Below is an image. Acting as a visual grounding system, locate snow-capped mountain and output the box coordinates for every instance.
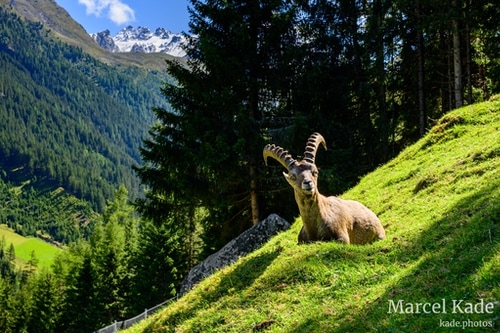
[90,26,187,58]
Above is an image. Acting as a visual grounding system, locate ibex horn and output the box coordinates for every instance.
[263,144,296,171]
[303,132,327,164]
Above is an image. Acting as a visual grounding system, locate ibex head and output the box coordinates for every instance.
[263,133,327,197]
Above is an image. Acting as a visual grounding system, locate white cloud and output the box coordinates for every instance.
[78,0,135,25]
[108,1,135,25]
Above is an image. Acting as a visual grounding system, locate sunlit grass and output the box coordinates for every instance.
[126,97,500,333]
[0,225,62,269]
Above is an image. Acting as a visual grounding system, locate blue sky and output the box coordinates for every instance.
[55,0,191,34]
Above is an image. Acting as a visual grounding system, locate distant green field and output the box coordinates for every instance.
[0,224,62,269]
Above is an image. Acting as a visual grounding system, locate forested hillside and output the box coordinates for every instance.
[0,8,169,211]
[0,4,185,331]
[0,185,179,333]
[0,177,97,243]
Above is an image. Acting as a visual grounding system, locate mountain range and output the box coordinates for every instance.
[91,26,187,58]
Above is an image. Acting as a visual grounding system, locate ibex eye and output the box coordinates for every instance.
[312,171,318,177]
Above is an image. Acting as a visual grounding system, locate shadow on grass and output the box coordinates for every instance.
[140,176,499,333]
[328,180,500,333]
[141,246,283,333]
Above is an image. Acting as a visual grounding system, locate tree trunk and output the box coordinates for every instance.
[249,163,260,225]
[247,1,261,226]
[452,0,463,108]
[447,33,453,111]
[374,0,389,159]
[416,3,426,136]
[464,4,472,104]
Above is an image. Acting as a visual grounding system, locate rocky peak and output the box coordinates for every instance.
[90,29,119,53]
[90,26,187,58]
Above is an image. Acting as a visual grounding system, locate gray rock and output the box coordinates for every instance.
[179,214,290,295]
[90,30,119,52]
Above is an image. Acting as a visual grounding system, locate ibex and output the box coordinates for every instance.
[263,133,386,244]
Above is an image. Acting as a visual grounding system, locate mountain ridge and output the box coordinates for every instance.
[91,26,187,58]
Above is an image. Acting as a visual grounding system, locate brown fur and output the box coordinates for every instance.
[264,133,386,244]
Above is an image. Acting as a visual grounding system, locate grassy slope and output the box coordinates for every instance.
[0,225,62,269]
[127,99,500,332]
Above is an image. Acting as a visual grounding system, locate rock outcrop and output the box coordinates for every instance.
[179,214,290,295]
[90,29,119,52]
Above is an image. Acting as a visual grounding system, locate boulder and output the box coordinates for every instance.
[179,214,290,295]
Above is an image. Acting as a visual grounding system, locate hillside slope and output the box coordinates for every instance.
[0,7,171,212]
[126,98,499,332]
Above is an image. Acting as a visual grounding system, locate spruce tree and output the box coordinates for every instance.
[135,0,300,255]
[27,269,64,333]
[131,220,181,312]
[59,244,98,333]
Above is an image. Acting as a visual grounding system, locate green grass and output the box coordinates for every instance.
[0,225,62,269]
[126,97,500,332]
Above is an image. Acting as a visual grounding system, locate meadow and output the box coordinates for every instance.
[0,224,62,269]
